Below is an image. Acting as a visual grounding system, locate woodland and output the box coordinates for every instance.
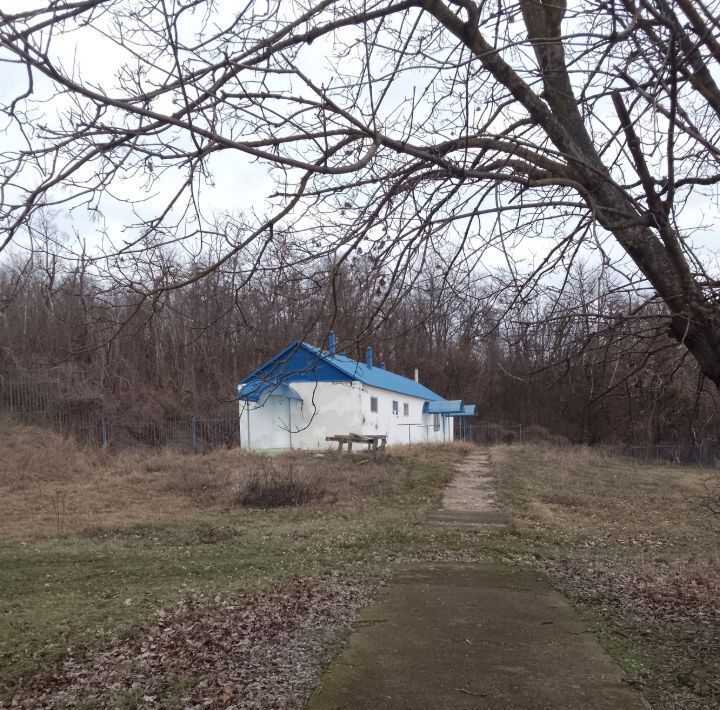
[1,239,717,445]
[2,0,720,445]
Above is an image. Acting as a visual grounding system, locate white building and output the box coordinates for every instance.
[237,336,476,450]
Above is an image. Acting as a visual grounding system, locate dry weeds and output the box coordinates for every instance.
[0,422,464,539]
[0,424,197,537]
[494,443,720,710]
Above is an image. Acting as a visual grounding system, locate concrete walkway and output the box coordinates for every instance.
[307,451,648,710]
[428,449,511,530]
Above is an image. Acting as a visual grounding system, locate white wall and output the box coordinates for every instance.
[239,380,453,450]
[287,381,365,449]
[240,381,364,450]
[357,384,453,446]
[239,395,299,450]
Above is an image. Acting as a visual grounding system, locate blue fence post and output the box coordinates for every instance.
[101,421,108,448]
[655,445,660,464]
[191,417,198,453]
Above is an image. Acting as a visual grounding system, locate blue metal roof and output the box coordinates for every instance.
[425,401,477,416]
[425,400,464,414]
[237,381,303,403]
[302,344,446,400]
[238,341,353,388]
[238,341,447,401]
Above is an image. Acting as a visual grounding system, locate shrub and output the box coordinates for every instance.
[236,460,324,508]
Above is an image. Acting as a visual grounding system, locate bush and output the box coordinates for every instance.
[236,460,324,508]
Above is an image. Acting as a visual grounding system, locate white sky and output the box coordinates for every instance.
[0,0,717,297]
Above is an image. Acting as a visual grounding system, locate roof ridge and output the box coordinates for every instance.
[240,341,452,402]
[303,342,444,400]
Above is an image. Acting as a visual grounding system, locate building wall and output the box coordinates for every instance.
[239,381,364,450]
[356,383,453,446]
[238,394,301,450]
[239,380,453,450]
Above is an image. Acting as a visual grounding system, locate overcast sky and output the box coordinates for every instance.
[0,0,717,292]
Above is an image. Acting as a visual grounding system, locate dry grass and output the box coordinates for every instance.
[494,443,712,554]
[0,422,466,539]
[494,443,720,710]
[0,424,198,538]
[0,422,468,698]
[386,440,475,458]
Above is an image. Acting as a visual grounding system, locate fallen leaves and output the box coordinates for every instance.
[544,559,720,624]
[5,577,373,709]
[541,559,720,708]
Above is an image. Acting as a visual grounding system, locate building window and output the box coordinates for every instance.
[433,413,441,431]
[392,400,399,415]
[370,396,378,413]
[403,403,409,417]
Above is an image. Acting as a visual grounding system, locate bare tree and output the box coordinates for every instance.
[4,237,720,445]
[1,0,719,381]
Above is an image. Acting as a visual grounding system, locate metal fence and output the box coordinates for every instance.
[455,421,526,445]
[0,376,238,452]
[615,443,720,468]
[454,421,720,468]
[127,417,240,452]
[0,377,54,416]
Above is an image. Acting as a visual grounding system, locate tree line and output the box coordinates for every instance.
[1,241,718,446]
[2,0,719,393]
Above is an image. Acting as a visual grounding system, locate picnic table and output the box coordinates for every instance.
[326,433,387,456]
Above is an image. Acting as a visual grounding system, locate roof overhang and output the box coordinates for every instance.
[453,404,477,417]
[423,401,477,416]
[237,380,303,404]
[424,399,463,414]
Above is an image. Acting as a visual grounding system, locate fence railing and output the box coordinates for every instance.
[455,421,526,445]
[454,422,720,468]
[0,376,238,452]
[614,443,720,468]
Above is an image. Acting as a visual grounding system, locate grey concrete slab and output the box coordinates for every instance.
[431,451,509,531]
[307,563,648,710]
[308,452,648,710]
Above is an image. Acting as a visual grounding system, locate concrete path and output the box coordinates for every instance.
[428,449,511,530]
[307,451,649,710]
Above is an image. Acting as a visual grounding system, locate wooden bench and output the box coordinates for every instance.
[326,433,387,457]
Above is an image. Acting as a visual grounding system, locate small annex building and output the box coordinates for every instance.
[236,335,476,450]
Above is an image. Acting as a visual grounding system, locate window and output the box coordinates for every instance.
[370,396,378,413]
[392,400,399,415]
[433,413,441,432]
[403,403,409,417]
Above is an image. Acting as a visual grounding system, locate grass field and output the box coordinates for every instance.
[494,444,720,710]
[2,423,718,709]
[0,423,477,707]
